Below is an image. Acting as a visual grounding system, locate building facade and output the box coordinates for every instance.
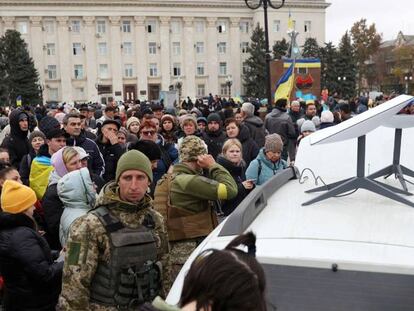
[0,0,329,103]
[365,31,414,95]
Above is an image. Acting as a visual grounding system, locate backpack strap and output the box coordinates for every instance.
[93,206,125,233]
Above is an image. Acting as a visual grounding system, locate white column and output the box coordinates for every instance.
[109,16,123,99]
[159,16,171,91]
[230,17,241,97]
[29,17,45,83]
[83,16,98,102]
[134,16,148,98]
[0,17,4,36]
[206,17,218,95]
[56,16,72,101]
[2,16,15,32]
[183,17,196,99]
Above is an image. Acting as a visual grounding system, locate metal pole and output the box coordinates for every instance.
[263,0,273,112]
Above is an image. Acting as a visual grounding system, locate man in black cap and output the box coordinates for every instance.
[28,116,66,199]
[151,103,164,120]
[203,113,226,159]
[95,119,124,182]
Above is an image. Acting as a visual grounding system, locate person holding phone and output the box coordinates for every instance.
[217,139,254,216]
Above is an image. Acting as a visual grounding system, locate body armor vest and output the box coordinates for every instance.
[89,207,161,310]
[153,173,218,242]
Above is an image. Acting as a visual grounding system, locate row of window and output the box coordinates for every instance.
[46,62,230,80]
[272,20,312,33]
[46,82,230,101]
[27,19,251,35]
[15,18,312,36]
[44,41,250,57]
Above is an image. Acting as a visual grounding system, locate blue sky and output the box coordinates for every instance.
[326,0,414,45]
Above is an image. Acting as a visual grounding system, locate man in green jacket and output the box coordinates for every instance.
[155,135,237,291]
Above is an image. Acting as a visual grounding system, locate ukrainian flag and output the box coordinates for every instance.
[287,13,294,30]
[274,63,295,102]
[16,95,22,107]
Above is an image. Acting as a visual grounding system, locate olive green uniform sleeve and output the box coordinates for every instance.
[172,163,237,204]
[59,214,105,311]
[208,163,238,200]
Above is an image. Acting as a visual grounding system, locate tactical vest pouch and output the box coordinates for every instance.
[154,173,217,242]
[90,207,161,309]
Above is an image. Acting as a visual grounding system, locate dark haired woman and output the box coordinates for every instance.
[225,118,259,167]
[160,114,178,144]
[140,232,267,311]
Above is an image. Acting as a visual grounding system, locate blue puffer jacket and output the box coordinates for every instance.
[246,148,288,185]
[57,168,96,247]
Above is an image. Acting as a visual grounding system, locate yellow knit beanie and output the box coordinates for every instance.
[1,180,37,214]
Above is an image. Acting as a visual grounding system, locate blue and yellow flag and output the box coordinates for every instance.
[274,63,295,102]
[16,95,22,107]
[287,11,294,30]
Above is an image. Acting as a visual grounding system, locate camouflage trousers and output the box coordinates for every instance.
[163,240,198,294]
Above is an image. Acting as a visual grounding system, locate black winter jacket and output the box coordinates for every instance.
[236,124,259,167]
[203,129,226,160]
[42,174,63,251]
[0,212,63,311]
[19,149,36,186]
[65,132,105,176]
[242,116,266,148]
[96,135,124,183]
[1,109,30,169]
[216,156,251,216]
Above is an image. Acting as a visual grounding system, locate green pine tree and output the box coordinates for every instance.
[320,42,339,96]
[243,24,266,98]
[272,38,289,60]
[335,31,357,99]
[0,30,40,107]
[302,38,320,58]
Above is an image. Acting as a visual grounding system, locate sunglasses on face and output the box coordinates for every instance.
[142,130,156,136]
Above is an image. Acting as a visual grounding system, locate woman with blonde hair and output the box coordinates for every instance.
[42,147,82,250]
[216,139,254,216]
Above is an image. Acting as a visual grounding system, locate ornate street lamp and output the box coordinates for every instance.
[225,75,233,98]
[245,0,285,112]
[38,83,44,105]
[404,74,412,94]
[337,76,346,97]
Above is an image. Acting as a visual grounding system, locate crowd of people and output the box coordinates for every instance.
[0,92,412,310]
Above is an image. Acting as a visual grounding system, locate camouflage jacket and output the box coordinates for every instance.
[59,181,169,311]
[170,163,238,213]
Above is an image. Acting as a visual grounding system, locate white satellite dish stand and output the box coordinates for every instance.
[303,95,414,207]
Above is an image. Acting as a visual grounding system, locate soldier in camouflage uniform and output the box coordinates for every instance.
[154,135,237,291]
[59,150,169,310]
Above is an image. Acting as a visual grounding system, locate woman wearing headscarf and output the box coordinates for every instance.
[42,147,82,250]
